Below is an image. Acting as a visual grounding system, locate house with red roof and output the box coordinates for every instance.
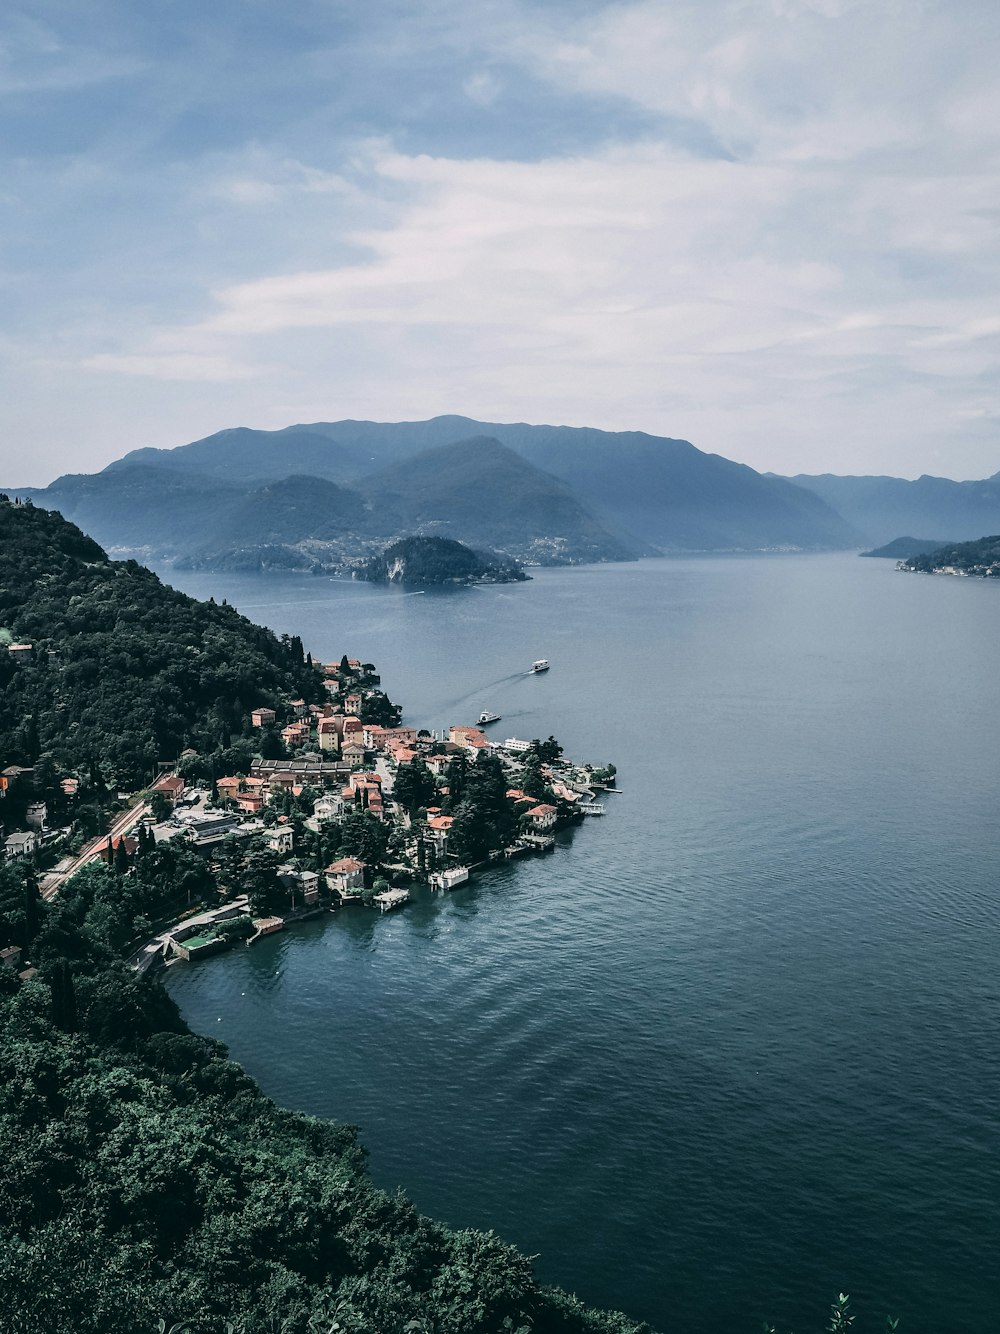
[526,803,558,831]
[324,856,366,899]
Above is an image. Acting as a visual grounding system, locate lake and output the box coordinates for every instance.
[160,555,1000,1333]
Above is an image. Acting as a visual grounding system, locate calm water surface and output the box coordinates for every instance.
[161,556,1000,1333]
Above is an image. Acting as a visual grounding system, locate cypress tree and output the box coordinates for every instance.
[23,872,41,949]
[50,959,78,1032]
[114,838,130,875]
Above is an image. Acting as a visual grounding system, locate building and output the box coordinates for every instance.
[526,803,558,831]
[7,643,34,663]
[96,835,139,865]
[311,794,345,823]
[25,802,47,830]
[425,814,454,855]
[0,945,24,971]
[318,718,340,752]
[342,717,365,749]
[278,867,322,905]
[502,737,533,753]
[267,827,294,854]
[428,866,469,891]
[251,758,349,785]
[176,812,241,847]
[251,707,276,728]
[449,725,491,756]
[373,887,410,912]
[324,857,366,899]
[384,727,418,747]
[151,773,185,804]
[4,830,38,860]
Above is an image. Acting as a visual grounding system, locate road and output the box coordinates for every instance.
[40,799,151,901]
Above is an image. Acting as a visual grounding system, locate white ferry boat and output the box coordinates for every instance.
[478,710,502,725]
[529,659,550,673]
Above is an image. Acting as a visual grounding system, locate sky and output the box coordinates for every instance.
[2,0,1000,486]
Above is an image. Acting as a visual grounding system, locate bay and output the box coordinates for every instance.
[160,555,1000,1333]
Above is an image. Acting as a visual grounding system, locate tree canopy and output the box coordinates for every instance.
[0,497,322,788]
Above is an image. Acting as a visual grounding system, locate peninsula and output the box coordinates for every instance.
[0,496,637,1334]
[897,534,1000,577]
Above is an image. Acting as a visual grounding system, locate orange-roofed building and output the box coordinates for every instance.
[152,774,184,803]
[526,804,558,831]
[324,857,366,897]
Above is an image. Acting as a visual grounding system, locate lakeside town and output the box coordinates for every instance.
[2,648,616,982]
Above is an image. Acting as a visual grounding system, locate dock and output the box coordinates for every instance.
[373,888,410,912]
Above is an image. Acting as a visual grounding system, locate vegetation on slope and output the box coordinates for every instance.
[358,436,635,564]
[859,536,956,559]
[900,534,1000,575]
[0,496,322,789]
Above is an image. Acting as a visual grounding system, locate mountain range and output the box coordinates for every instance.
[785,470,1000,545]
[7,416,998,568]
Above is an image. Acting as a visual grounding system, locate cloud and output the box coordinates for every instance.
[5,0,1000,481]
[82,352,255,382]
[462,70,503,106]
[78,104,1000,478]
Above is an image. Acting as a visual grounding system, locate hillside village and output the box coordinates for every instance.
[3,647,614,976]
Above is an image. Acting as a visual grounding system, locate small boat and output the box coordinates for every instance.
[478,710,502,725]
[529,659,550,674]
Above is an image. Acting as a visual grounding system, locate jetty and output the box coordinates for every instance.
[248,916,285,944]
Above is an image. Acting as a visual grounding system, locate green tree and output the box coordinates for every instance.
[23,871,42,951]
[149,791,172,822]
[48,957,78,1032]
[258,727,286,761]
[113,839,131,876]
[394,759,437,814]
[339,811,388,868]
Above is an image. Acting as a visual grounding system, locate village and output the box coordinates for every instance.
[2,650,615,979]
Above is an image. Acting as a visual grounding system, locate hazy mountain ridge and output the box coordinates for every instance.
[105,424,372,484]
[355,435,636,564]
[220,416,860,551]
[7,465,245,558]
[860,536,957,559]
[8,415,868,563]
[788,470,1000,546]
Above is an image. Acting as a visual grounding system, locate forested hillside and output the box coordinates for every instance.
[0,497,321,788]
[900,534,1000,575]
